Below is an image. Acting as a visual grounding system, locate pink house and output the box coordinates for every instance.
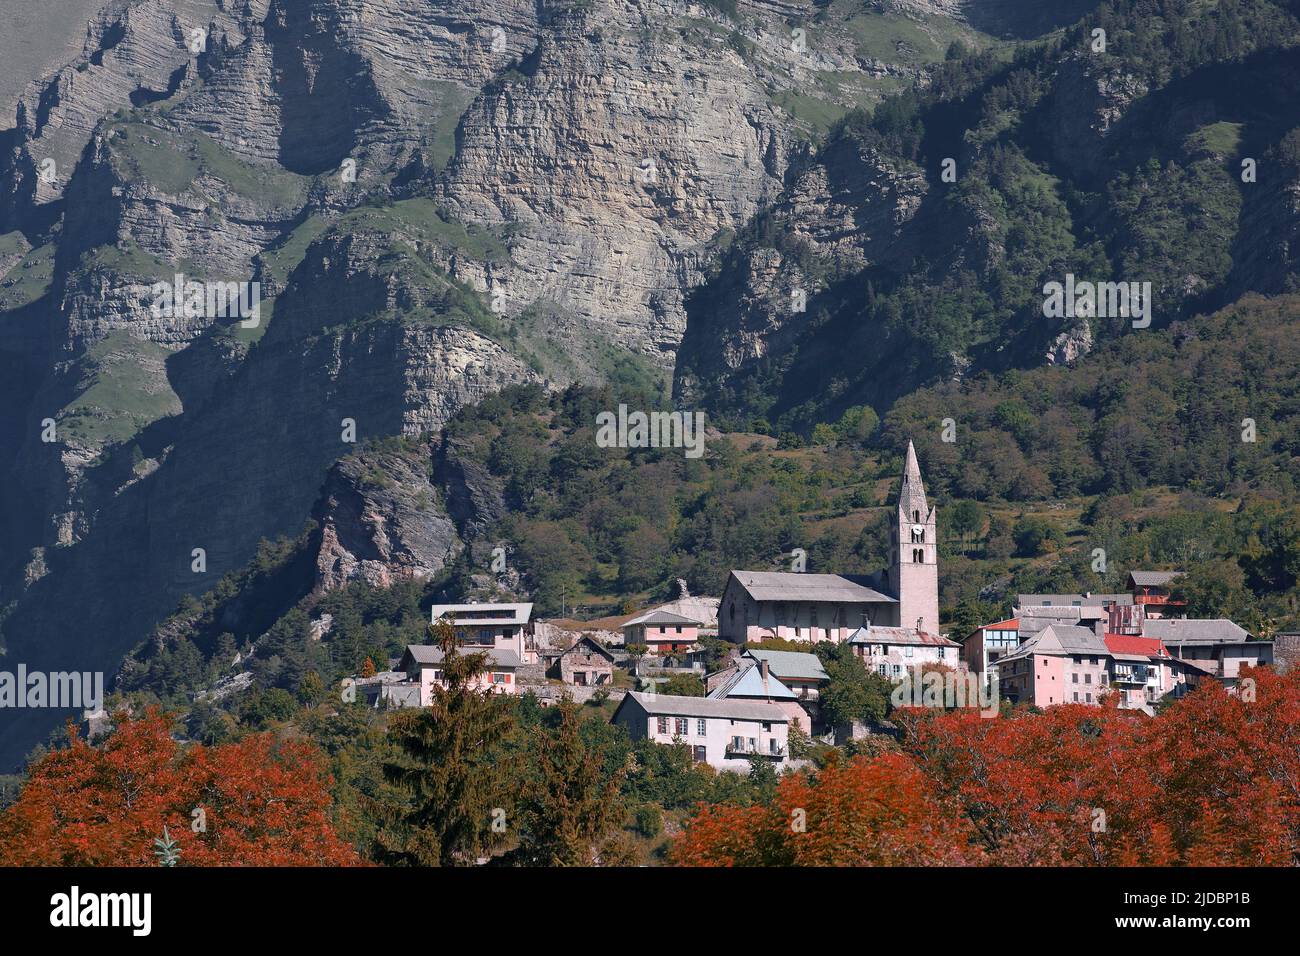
[398,644,521,702]
[995,625,1192,711]
[622,608,701,653]
[995,625,1110,707]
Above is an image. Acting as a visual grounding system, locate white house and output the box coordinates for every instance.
[611,691,790,771]
[847,624,961,679]
[1143,619,1273,687]
[429,602,537,664]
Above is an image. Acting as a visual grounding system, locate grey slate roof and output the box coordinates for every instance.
[557,635,615,661]
[623,608,702,627]
[707,662,797,701]
[1143,619,1249,645]
[742,649,829,682]
[618,691,789,722]
[1128,571,1184,587]
[998,625,1109,664]
[728,570,896,604]
[1018,593,1133,607]
[847,625,959,647]
[401,645,522,668]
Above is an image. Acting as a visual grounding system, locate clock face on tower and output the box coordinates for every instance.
[911,524,925,537]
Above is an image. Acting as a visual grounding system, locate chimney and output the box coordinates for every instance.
[1094,620,1106,638]
[760,659,770,698]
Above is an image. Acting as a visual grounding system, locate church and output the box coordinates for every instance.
[718,441,942,644]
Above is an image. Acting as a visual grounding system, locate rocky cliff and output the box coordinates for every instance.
[1,0,1028,765]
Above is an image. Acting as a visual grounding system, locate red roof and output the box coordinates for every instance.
[1104,634,1169,658]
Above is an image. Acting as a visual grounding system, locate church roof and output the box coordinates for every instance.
[727,571,896,604]
[898,440,931,516]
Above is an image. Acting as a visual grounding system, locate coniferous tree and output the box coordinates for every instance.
[373,620,518,866]
[512,697,629,866]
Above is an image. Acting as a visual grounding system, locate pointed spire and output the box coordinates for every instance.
[898,439,929,519]
[903,440,923,487]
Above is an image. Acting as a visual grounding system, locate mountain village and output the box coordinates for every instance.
[349,441,1284,772]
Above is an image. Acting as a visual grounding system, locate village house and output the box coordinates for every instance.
[741,648,829,703]
[959,617,1021,682]
[718,442,942,644]
[995,625,1113,708]
[611,691,791,771]
[1143,618,1272,688]
[705,657,811,733]
[546,635,615,687]
[1018,592,1134,609]
[848,624,960,679]
[1127,570,1187,619]
[1103,633,1184,708]
[398,644,522,702]
[621,608,701,653]
[429,602,537,664]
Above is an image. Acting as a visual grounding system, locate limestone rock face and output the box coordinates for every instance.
[0,0,252,226]
[0,0,1028,766]
[675,135,929,403]
[312,445,459,593]
[438,1,791,359]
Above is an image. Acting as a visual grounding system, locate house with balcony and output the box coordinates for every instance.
[847,624,960,679]
[1126,571,1186,619]
[429,602,537,664]
[610,691,790,771]
[1103,633,1181,710]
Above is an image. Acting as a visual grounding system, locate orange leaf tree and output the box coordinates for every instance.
[669,753,982,866]
[0,708,360,866]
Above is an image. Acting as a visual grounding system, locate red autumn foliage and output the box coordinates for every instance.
[673,667,1300,866]
[669,752,982,866]
[0,708,361,866]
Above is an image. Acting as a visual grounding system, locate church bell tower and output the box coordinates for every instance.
[890,440,939,635]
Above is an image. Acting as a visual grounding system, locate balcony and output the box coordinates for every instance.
[1135,594,1186,607]
[726,741,787,759]
[1110,667,1149,686]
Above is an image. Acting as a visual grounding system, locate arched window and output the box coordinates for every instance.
[913,548,923,563]
[913,510,920,523]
